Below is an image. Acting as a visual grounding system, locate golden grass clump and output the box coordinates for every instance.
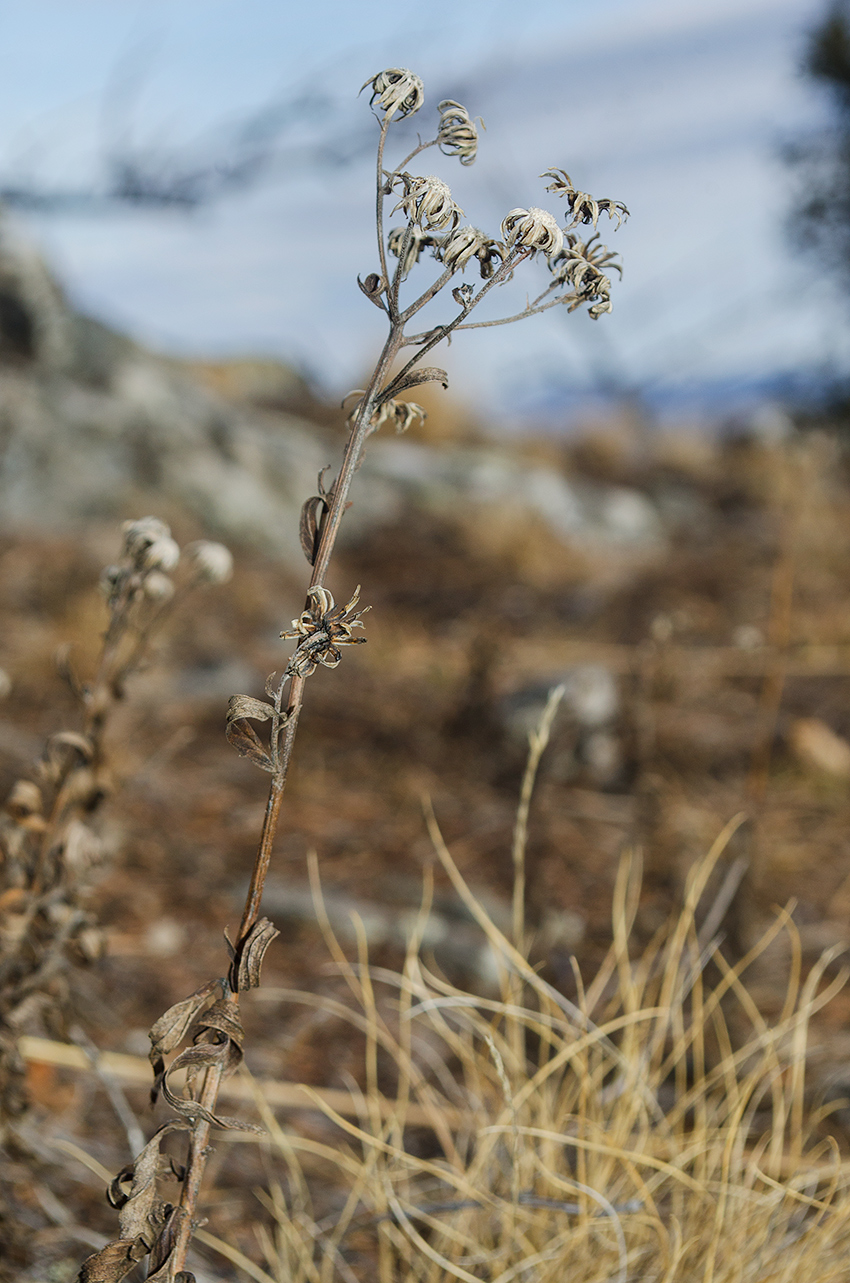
[201,705,850,1283]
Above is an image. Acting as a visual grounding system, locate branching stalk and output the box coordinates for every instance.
[78,65,626,1283]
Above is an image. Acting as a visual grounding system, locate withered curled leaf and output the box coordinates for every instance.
[299,494,328,565]
[225,916,280,992]
[225,694,279,773]
[47,730,94,760]
[227,695,276,723]
[77,1121,189,1283]
[379,366,449,404]
[78,1238,147,1282]
[357,272,387,308]
[148,977,220,1088]
[152,991,262,1132]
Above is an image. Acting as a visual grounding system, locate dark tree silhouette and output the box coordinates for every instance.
[789,1,850,289]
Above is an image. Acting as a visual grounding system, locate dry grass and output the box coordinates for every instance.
[196,725,850,1283]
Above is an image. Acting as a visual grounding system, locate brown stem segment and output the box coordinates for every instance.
[156,1063,224,1279]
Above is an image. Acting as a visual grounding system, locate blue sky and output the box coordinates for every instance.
[0,0,841,425]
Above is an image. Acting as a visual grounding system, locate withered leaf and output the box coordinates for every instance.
[147,1260,195,1283]
[78,1122,188,1283]
[227,695,275,723]
[299,494,328,565]
[77,1237,147,1282]
[356,268,387,302]
[225,695,278,772]
[149,978,221,1089]
[47,730,94,760]
[226,916,280,992]
[151,990,263,1132]
[380,366,449,404]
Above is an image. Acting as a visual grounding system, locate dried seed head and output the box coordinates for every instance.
[372,399,426,434]
[362,68,424,120]
[501,207,563,256]
[142,571,175,601]
[437,225,499,274]
[436,99,480,166]
[281,585,369,678]
[542,168,629,229]
[141,536,180,572]
[393,174,463,232]
[121,516,171,565]
[388,225,437,279]
[549,233,620,319]
[185,540,234,584]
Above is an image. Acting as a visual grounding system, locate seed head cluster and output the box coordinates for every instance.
[542,168,629,229]
[281,586,370,678]
[501,207,564,256]
[436,99,480,166]
[363,68,425,120]
[393,174,463,232]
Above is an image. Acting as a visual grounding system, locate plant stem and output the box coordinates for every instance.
[158,1063,224,1279]
[167,317,407,1283]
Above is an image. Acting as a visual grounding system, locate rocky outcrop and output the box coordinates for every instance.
[0,221,664,563]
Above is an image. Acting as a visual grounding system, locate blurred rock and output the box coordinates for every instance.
[788,717,850,780]
[0,223,665,564]
[360,440,664,549]
[499,665,622,786]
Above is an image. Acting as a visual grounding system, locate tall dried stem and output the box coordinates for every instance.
[79,66,627,1282]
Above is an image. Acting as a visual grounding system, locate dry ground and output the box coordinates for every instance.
[6,422,850,1278]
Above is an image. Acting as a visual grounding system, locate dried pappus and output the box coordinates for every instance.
[185,540,234,584]
[142,571,175,601]
[372,399,426,434]
[388,225,436,279]
[121,516,171,565]
[549,233,619,317]
[542,167,629,229]
[436,99,480,165]
[551,232,622,284]
[141,535,180,573]
[281,585,370,678]
[362,68,424,119]
[393,174,462,232]
[501,207,563,256]
[438,225,502,277]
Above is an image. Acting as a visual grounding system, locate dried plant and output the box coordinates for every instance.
[188,695,850,1283]
[0,521,231,1135]
[78,69,626,1282]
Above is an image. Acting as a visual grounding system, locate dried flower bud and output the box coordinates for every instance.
[501,207,563,256]
[281,584,369,678]
[141,536,180,572]
[438,225,492,273]
[143,571,175,601]
[548,233,619,319]
[549,233,622,289]
[122,516,171,565]
[184,540,234,584]
[542,168,629,230]
[388,225,436,279]
[393,174,462,232]
[436,99,480,166]
[588,297,613,320]
[362,68,424,120]
[371,399,426,435]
